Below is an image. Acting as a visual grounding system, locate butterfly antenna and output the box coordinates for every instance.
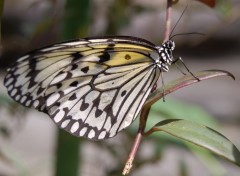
[169,5,189,39]
[170,32,205,40]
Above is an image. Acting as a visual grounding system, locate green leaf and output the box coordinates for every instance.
[215,0,233,17]
[147,119,240,167]
[61,0,90,39]
[188,144,228,176]
[150,99,219,129]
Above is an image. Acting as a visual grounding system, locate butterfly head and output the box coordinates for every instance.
[167,40,175,51]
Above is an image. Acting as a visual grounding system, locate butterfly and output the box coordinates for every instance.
[4,36,176,140]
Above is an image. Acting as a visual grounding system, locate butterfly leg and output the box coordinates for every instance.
[174,62,187,75]
[151,71,166,102]
[173,57,200,81]
[160,70,166,102]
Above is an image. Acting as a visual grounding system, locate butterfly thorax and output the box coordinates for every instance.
[155,40,175,72]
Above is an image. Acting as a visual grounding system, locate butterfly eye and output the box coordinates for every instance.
[170,40,175,50]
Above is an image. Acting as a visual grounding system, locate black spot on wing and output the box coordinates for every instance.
[28,79,37,89]
[37,86,45,95]
[66,72,73,79]
[69,81,78,87]
[71,52,83,62]
[121,90,127,97]
[125,54,131,60]
[56,83,62,89]
[71,64,78,70]
[99,53,110,63]
[55,102,61,107]
[80,101,89,111]
[104,40,115,51]
[95,109,103,117]
[81,66,89,73]
[69,93,77,101]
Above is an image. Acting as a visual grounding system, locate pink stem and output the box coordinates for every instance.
[122,132,142,175]
[164,0,173,42]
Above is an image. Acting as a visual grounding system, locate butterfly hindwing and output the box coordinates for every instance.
[4,36,161,140]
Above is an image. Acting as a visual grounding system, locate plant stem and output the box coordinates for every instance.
[164,0,173,42]
[55,131,80,176]
[122,103,152,175]
[139,104,151,131]
[0,0,4,56]
[122,132,142,175]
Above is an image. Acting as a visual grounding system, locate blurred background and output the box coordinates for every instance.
[0,0,240,176]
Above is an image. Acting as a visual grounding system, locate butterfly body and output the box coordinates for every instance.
[4,36,175,140]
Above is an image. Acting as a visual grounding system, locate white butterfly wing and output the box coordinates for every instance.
[4,36,160,140]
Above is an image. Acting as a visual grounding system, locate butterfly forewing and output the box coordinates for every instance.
[4,36,160,140]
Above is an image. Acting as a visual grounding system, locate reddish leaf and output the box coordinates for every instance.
[145,70,235,107]
[195,0,216,7]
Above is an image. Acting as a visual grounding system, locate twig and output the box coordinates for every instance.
[139,104,151,131]
[122,132,142,175]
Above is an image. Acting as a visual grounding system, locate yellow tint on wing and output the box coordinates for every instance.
[105,51,152,66]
